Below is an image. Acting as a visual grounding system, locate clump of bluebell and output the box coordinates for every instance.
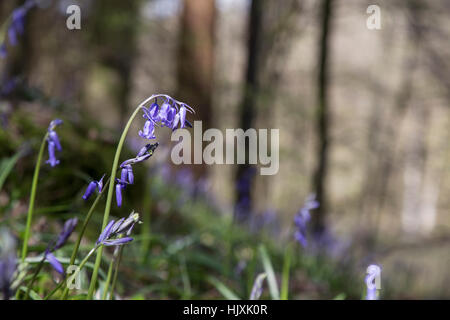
[0,0,36,58]
[293,194,319,248]
[138,95,195,140]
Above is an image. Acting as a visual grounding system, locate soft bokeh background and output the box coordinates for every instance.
[1,0,449,299]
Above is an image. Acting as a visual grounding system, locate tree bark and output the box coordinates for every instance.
[176,0,216,178]
[234,0,264,222]
[311,0,335,234]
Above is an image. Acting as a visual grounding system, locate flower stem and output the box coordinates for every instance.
[101,254,115,300]
[280,244,292,300]
[60,179,110,300]
[44,279,65,300]
[108,247,123,300]
[21,133,48,262]
[24,256,45,300]
[86,98,153,299]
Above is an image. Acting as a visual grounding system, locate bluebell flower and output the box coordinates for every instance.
[45,119,63,167]
[114,143,159,207]
[0,228,17,300]
[139,95,194,138]
[44,218,78,274]
[138,119,156,139]
[115,180,126,207]
[82,174,105,201]
[293,194,319,248]
[0,0,36,59]
[96,212,140,247]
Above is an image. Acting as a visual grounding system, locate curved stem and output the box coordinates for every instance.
[44,279,65,300]
[108,247,123,300]
[87,100,149,299]
[21,133,48,262]
[24,256,45,300]
[60,178,110,300]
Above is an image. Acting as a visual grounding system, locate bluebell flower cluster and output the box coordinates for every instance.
[293,194,319,248]
[82,175,105,201]
[44,218,78,274]
[139,95,194,140]
[0,0,36,59]
[96,212,140,247]
[115,143,159,207]
[46,119,63,167]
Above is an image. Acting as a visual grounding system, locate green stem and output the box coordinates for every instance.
[281,244,292,300]
[101,255,115,300]
[45,280,65,300]
[108,247,123,300]
[60,179,110,300]
[21,133,48,262]
[64,246,98,299]
[24,257,45,300]
[87,99,150,299]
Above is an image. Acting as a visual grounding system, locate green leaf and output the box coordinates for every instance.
[0,151,23,192]
[259,244,280,300]
[19,286,42,300]
[207,276,241,300]
[333,293,346,300]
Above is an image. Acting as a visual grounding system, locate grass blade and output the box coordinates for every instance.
[259,244,280,300]
[207,276,241,300]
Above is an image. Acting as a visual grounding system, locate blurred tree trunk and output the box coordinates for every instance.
[311,0,335,234]
[176,0,216,178]
[234,0,264,222]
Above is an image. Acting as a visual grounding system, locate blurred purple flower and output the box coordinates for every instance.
[294,194,319,248]
[0,0,36,59]
[44,218,78,274]
[0,229,17,300]
[45,119,63,167]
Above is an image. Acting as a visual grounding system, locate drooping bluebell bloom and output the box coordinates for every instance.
[96,212,140,247]
[138,119,156,139]
[45,119,63,167]
[114,143,159,207]
[82,174,105,201]
[0,0,36,59]
[52,218,78,251]
[115,180,126,207]
[46,140,59,167]
[0,228,17,300]
[293,194,319,248]
[44,218,78,275]
[139,95,194,138]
